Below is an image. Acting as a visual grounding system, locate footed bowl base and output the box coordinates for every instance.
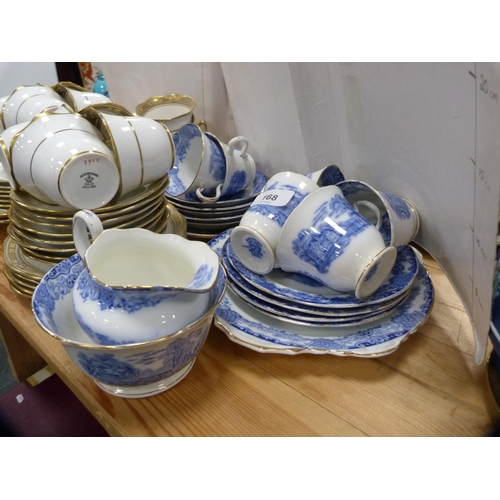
[93,358,196,399]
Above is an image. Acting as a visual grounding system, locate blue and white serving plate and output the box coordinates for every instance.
[221,237,411,318]
[165,171,268,208]
[214,261,434,357]
[209,229,419,309]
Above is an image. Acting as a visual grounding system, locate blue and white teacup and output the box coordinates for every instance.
[276,185,398,299]
[196,134,256,202]
[336,180,420,247]
[166,123,225,200]
[230,171,319,275]
[306,164,345,187]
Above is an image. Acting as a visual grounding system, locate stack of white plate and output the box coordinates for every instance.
[208,229,435,358]
[165,171,268,241]
[3,176,187,297]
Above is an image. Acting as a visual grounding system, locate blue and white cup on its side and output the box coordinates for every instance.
[276,185,398,299]
[306,164,345,187]
[230,171,319,275]
[196,134,256,202]
[166,123,225,199]
[336,180,420,248]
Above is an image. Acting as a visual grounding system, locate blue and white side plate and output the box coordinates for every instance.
[214,261,434,357]
[226,272,411,327]
[165,171,268,208]
[209,229,419,309]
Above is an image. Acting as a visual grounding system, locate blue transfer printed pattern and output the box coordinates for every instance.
[208,137,225,182]
[209,230,418,308]
[379,212,392,245]
[381,192,411,219]
[167,125,201,195]
[75,268,181,313]
[167,166,186,195]
[291,194,372,275]
[243,237,264,258]
[364,262,380,282]
[32,257,227,387]
[307,166,345,186]
[225,171,248,195]
[246,182,310,227]
[318,166,345,186]
[173,124,199,165]
[31,254,84,332]
[75,328,207,386]
[189,263,216,289]
[215,262,433,352]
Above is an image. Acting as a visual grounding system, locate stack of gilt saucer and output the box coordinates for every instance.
[0,167,11,223]
[3,176,187,298]
[165,171,268,241]
[208,229,435,358]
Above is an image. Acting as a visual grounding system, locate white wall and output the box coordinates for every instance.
[0,62,58,98]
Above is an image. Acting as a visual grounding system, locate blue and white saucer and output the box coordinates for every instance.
[226,271,411,327]
[165,171,268,208]
[214,261,434,357]
[209,229,419,309]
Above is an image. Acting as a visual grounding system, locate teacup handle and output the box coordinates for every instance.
[353,200,382,230]
[228,136,249,158]
[196,183,223,202]
[73,210,104,259]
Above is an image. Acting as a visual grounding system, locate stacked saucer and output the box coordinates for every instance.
[0,164,11,222]
[4,176,187,297]
[208,229,435,357]
[165,171,268,241]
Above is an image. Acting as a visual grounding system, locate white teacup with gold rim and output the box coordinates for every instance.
[0,95,10,133]
[10,111,103,192]
[0,121,31,190]
[29,129,120,209]
[64,89,113,111]
[136,93,196,132]
[1,84,62,128]
[125,115,174,185]
[16,95,71,123]
[80,103,143,196]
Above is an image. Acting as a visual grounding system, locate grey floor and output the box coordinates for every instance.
[0,334,18,396]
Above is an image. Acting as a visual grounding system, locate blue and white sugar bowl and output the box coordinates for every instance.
[71,209,220,346]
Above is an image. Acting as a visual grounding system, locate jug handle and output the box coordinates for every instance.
[73,210,104,259]
[228,136,249,158]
